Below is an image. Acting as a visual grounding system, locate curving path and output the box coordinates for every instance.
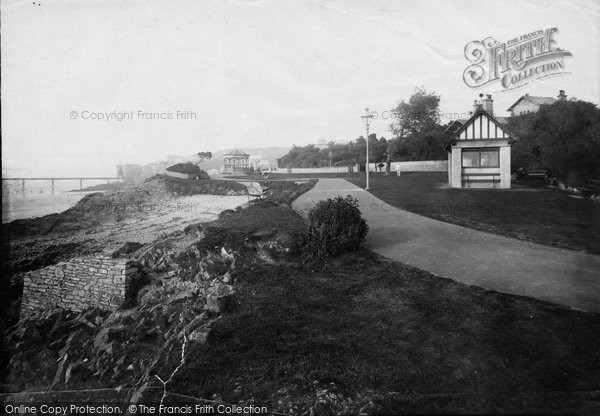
[292,178,600,313]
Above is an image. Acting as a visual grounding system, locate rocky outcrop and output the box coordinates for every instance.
[4,231,248,400]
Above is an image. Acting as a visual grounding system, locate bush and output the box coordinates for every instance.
[303,195,368,258]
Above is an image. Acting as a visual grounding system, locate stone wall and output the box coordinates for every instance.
[369,160,449,172]
[277,162,448,174]
[281,166,353,174]
[19,254,139,318]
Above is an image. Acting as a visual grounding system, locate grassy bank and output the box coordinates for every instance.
[239,171,599,254]
[346,172,600,254]
[168,189,600,414]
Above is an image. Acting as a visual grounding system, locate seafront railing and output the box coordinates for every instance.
[1,177,126,196]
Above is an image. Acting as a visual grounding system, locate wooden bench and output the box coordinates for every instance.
[525,170,547,180]
[462,173,500,188]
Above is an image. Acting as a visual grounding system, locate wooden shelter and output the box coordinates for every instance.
[445,104,518,189]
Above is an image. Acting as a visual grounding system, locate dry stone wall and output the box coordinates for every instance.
[19,254,139,318]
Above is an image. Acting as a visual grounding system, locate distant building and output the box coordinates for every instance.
[250,157,271,170]
[123,164,143,178]
[223,149,250,173]
[445,95,518,189]
[506,90,567,117]
[142,161,167,175]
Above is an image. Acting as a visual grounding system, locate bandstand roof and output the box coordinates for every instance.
[223,149,250,157]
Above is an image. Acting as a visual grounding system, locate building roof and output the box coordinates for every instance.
[223,149,250,157]
[444,108,518,150]
[506,95,556,112]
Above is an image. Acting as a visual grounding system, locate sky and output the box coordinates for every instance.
[2,0,599,177]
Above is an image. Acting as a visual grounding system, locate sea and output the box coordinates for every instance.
[2,179,110,223]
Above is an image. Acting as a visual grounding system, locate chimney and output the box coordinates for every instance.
[558,89,567,100]
[483,94,494,115]
[473,99,482,113]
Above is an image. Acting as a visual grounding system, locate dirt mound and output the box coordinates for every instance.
[166,162,208,177]
[148,174,248,196]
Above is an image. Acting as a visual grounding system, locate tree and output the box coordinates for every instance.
[506,113,540,171]
[371,135,388,164]
[197,152,212,163]
[277,136,389,169]
[404,126,447,161]
[277,145,326,168]
[535,100,600,185]
[506,99,600,185]
[385,87,441,174]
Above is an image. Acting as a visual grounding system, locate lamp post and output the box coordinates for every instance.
[361,108,374,190]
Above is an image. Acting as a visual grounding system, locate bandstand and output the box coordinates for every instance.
[223,149,250,173]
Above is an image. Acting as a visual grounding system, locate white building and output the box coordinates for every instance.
[445,95,518,189]
[506,90,566,117]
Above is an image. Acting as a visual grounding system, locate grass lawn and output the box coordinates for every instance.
[171,198,600,414]
[345,172,600,255]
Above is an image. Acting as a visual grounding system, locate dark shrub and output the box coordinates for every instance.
[218,209,237,220]
[166,162,209,178]
[303,195,368,258]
